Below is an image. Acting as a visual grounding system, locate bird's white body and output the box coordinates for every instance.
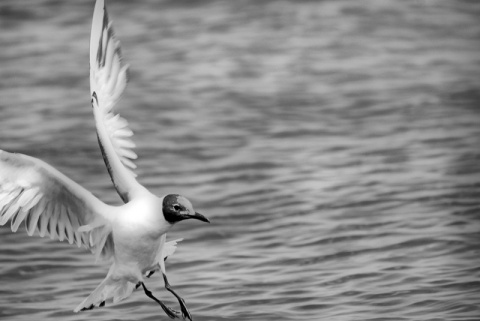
[0,0,208,318]
[110,195,170,280]
[73,193,179,311]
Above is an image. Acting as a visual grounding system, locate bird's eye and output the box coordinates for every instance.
[173,205,181,211]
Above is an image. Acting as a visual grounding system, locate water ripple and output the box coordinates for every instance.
[1,0,480,320]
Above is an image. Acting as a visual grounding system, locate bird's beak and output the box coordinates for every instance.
[186,212,210,223]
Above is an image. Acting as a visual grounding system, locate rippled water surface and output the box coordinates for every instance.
[1,0,480,320]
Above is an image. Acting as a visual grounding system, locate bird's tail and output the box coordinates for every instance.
[74,272,135,312]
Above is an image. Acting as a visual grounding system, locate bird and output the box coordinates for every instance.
[0,0,209,319]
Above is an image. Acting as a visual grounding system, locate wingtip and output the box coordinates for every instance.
[90,0,108,68]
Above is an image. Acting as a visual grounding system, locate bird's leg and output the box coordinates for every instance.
[162,273,192,321]
[140,282,179,319]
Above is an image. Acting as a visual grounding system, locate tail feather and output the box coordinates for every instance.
[74,275,135,312]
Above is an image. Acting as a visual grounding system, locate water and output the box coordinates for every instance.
[1,0,480,320]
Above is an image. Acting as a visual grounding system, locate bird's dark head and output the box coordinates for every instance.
[162,194,210,224]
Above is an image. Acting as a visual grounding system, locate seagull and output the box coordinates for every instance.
[0,0,209,319]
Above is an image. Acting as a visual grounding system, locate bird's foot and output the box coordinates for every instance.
[141,282,180,319]
[161,305,180,319]
[162,273,193,320]
[178,297,192,321]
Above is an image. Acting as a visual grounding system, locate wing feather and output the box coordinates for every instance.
[163,238,183,260]
[0,150,114,260]
[12,205,29,232]
[90,0,147,203]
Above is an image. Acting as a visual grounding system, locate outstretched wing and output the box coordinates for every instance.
[0,150,114,260]
[90,0,147,203]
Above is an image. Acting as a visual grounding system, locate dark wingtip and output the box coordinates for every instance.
[91,91,98,107]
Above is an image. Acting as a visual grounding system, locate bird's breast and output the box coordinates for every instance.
[111,195,171,268]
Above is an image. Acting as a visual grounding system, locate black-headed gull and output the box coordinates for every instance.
[0,0,209,319]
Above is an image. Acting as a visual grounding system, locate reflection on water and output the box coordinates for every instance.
[1,0,480,320]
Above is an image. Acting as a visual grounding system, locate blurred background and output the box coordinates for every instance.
[0,0,480,320]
